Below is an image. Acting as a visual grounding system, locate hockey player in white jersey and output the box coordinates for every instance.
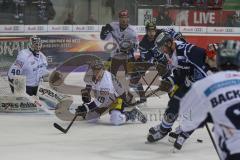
[100,9,138,76]
[75,59,147,125]
[8,35,49,96]
[179,40,240,160]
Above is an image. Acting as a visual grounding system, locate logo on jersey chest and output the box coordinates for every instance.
[100,88,110,95]
[192,68,204,81]
[15,60,24,68]
[118,34,125,42]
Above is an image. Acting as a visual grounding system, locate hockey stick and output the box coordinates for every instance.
[205,124,221,160]
[128,87,165,106]
[141,73,162,99]
[53,102,88,134]
[143,73,159,94]
[53,114,79,134]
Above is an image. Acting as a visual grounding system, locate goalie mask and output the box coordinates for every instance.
[30,35,42,52]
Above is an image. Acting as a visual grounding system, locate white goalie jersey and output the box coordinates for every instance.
[8,48,48,87]
[179,71,240,159]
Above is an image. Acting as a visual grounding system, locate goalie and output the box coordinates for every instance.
[8,35,49,96]
[75,59,147,125]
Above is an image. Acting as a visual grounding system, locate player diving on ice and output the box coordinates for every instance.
[53,57,147,130]
[75,59,147,125]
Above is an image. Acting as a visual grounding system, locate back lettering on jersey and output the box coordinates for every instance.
[210,89,240,108]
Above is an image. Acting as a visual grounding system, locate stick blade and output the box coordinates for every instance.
[53,123,67,134]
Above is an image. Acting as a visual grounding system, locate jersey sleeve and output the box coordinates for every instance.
[179,84,209,132]
[8,51,26,79]
[187,46,206,67]
[139,39,152,62]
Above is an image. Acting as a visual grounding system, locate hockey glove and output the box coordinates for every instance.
[49,71,63,86]
[155,63,168,76]
[159,78,173,93]
[81,88,91,103]
[75,102,97,117]
[100,24,113,40]
[75,104,89,118]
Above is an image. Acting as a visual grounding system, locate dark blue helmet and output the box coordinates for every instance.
[155,32,173,48]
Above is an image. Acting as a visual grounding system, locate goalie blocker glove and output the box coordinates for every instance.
[100,24,113,40]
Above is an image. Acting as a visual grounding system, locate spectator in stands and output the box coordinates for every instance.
[64,11,76,24]
[23,0,56,24]
[232,13,240,27]
[104,0,115,17]
[0,0,15,24]
[166,0,173,6]
[180,0,192,7]
[195,0,207,7]
[85,14,98,25]
[226,12,240,27]
[156,9,173,26]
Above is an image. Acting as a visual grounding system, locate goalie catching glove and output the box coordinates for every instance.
[49,71,63,86]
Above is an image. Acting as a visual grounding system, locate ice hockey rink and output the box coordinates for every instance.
[0,73,219,160]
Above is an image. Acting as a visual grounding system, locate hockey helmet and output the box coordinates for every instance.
[90,59,104,71]
[119,9,129,18]
[30,35,42,51]
[145,22,156,31]
[155,32,173,48]
[90,59,105,82]
[217,40,240,70]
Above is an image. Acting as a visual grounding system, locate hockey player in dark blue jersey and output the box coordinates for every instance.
[146,32,215,150]
[128,25,186,104]
[128,22,168,103]
[138,23,168,64]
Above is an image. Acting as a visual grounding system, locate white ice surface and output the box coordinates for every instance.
[0,95,219,160]
[0,72,219,160]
